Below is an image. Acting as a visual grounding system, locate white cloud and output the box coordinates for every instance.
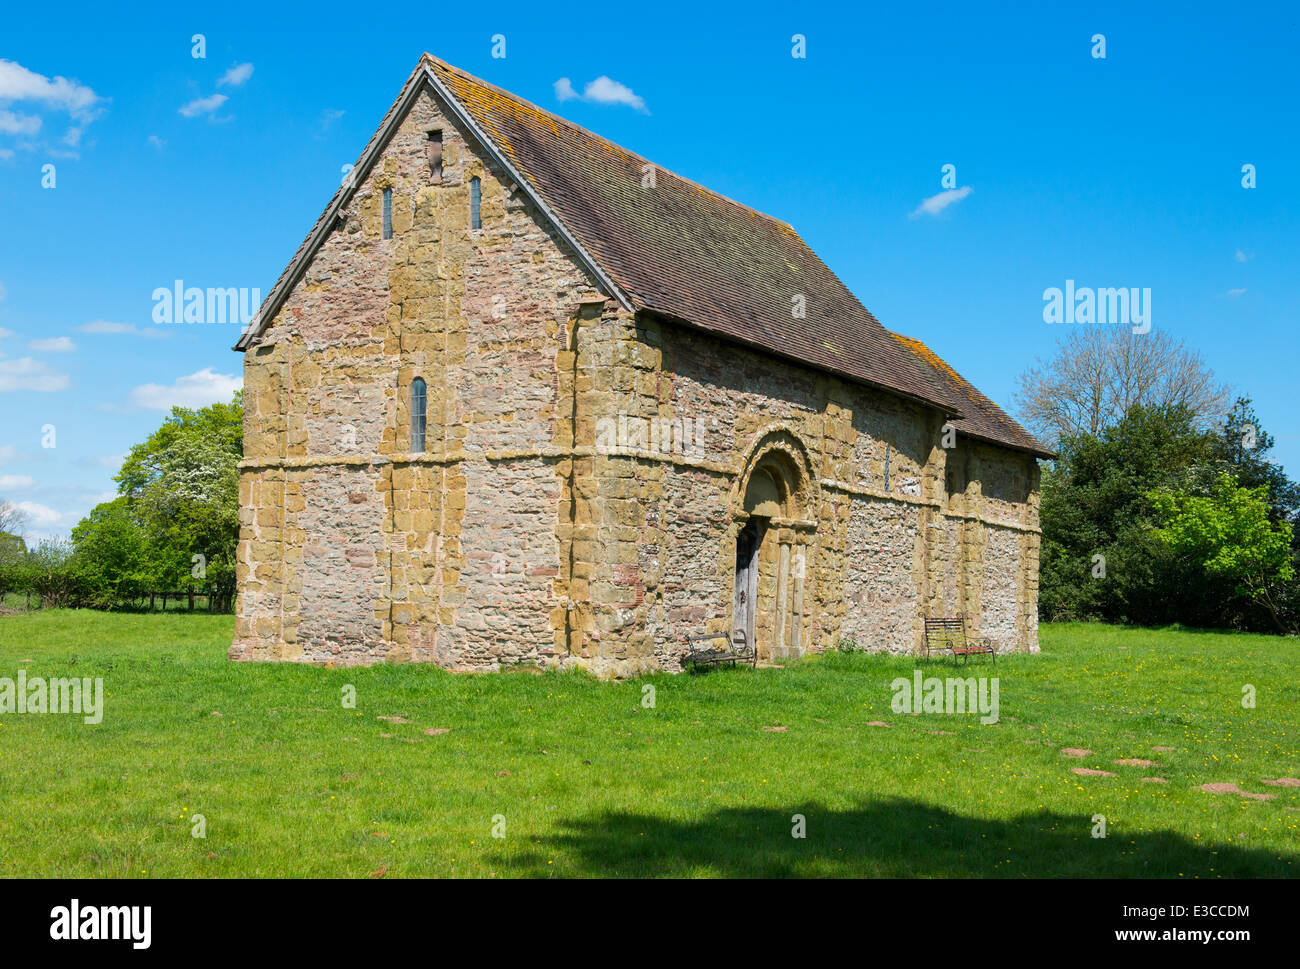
[179,93,228,118]
[0,109,41,135]
[0,474,34,489]
[28,336,76,352]
[0,59,105,151]
[0,59,101,116]
[14,501,63,528]
[96,453,126,469]
[554,76,647,112]
[0,357,69,392]
[0,446,16,461]
[1235,249,1253,263]
[1227,288,1247,297]
[147,134,165,151]
[317,108,345,137]
[77,320,168,339]
[910,186,973,219]
[0,327,14,338]
[0,281,7,300]
[217,63,254,87]
[78,320,133,333]
[124,367,242,411]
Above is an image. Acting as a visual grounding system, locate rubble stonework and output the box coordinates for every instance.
[230,63,1045,675]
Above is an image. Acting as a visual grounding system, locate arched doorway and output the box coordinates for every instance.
[731,431,819,662]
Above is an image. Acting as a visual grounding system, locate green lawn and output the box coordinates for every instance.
[0,611,1296,877]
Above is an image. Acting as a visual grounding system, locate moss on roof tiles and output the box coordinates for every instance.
[889,332,1053,458]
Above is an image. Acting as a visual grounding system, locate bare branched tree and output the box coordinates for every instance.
[1015,329,1230,447]
[0,499,25,537]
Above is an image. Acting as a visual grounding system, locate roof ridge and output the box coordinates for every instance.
[421,53,795,232]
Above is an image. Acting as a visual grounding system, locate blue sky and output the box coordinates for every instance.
[1,1,1297,540]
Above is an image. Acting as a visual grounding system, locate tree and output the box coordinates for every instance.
[1016,329,1229,448]
[114,393,242,606]
[1207,397,1300,528]
[59,393,243,613]
[1203,397,1300,631]
[0,501,29,605]
[1038,392,1300,634]
[1038,404,1217,625]
[1150,474,1295,633]
[70,497,151,609]
[0,498,25,538]
[0,527,25,603]
[116,393,242,497]
[27,539,81,609]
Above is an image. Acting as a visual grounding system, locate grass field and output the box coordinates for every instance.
[0,611,1296,877]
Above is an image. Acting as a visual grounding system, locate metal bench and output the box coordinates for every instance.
[681,630,754,673]
[923,617,995,664]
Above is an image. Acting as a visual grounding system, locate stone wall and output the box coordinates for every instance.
[572,314,1043,670]
[232,78,1043,675]
[233,85,602,667]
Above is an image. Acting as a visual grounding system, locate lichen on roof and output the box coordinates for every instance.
[888,332,1053,458]
[428,55,967,413]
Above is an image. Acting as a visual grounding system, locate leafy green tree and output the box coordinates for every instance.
[115,393,242,605]
[1039,394,1300,633]
[70,497,152,609]
[1207,397,1300,528]
[1201,397,1299,630]
[1150,474,1295,633]
[59,392,243,612]
[1039,404,1216,625]
[27,539,82,609]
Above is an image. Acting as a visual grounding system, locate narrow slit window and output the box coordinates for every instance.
[427,129,443,182]
[469,176,481,229]
[410,378,427,453]
[382,188,393,239]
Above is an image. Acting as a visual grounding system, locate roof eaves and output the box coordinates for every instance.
[887,330,1055,459]
[638,307,967,422]
[959,429,1057,461]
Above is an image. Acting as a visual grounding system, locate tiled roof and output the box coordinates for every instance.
[889,332,1054,458]
[425,56,963,415]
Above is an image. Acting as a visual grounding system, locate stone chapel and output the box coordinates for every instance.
[229,54,1052,676]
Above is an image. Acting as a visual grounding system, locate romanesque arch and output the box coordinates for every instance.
[729,427,820,661]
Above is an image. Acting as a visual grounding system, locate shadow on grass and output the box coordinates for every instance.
[493,797,1296,877]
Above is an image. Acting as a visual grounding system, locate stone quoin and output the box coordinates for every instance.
[229,54,1053,677]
